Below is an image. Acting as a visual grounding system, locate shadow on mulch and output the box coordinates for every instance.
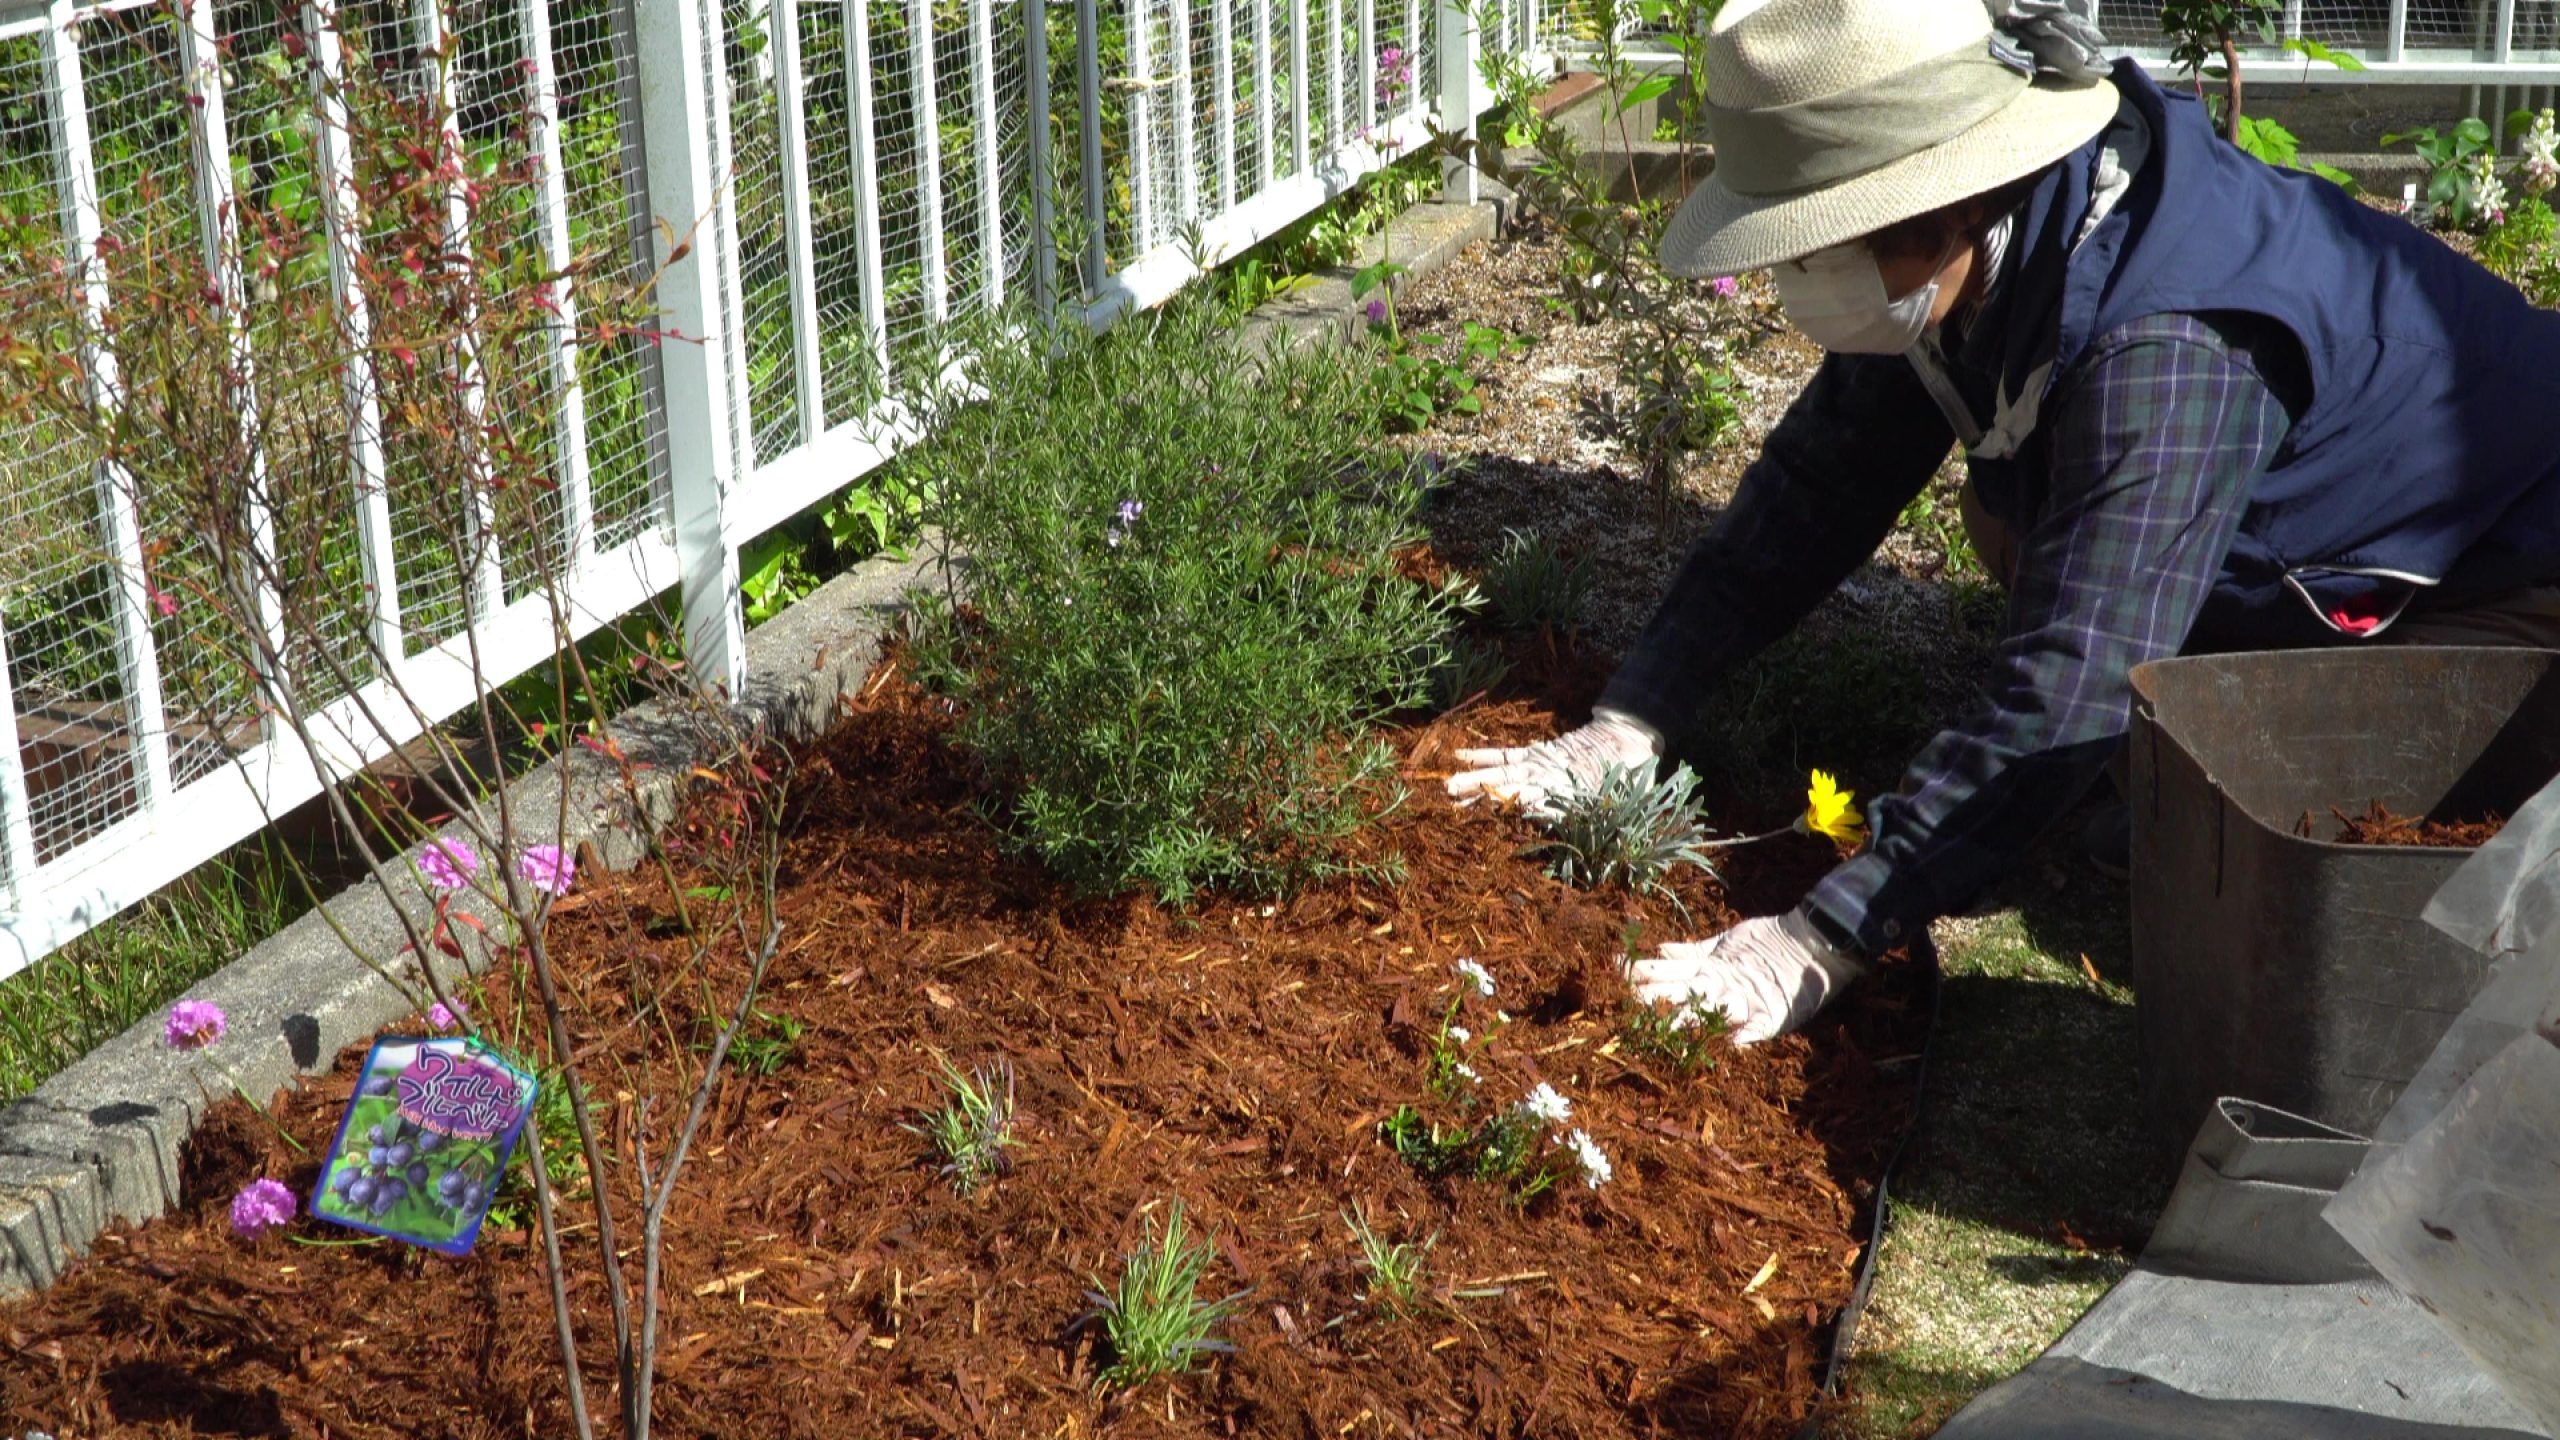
[1,633,1925,1440]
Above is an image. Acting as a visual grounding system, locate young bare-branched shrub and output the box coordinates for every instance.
[0,7,782,1436]
[1451,0,1740,514]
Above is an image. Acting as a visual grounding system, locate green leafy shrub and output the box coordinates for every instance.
[905,299,1465,904]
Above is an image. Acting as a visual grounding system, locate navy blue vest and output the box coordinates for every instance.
[1970,62,2560,643]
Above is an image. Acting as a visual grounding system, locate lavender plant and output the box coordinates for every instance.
[906,1054,1020,1195]
[1344,1202,1435,1317]
[1481,526,1596,634]
[1083,1201,1249,1390]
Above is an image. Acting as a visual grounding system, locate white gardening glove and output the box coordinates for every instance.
[1444,706,1662,818]
[1628,910,1867,1045]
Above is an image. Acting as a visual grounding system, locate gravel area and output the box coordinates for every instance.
[1379,214,1997,747]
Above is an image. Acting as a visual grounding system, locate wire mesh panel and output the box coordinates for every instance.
[0,25,145,864]
[546,0,667,551]
[723,0,796,466]
[797,0,878,425]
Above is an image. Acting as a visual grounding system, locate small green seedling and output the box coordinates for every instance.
[1622,998,1731,1075]
[1083,1201,1247,1390]
[1481,527,1595,633]
[1426,634,1512,714]
[905,1054,1019,1195]
[1344,1203,1434,1317]
[723,1008,807,1077]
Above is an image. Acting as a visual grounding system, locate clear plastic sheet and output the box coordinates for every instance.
[2323,772,2560,1436]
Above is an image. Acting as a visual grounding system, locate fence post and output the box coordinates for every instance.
[971,0,1005,309]
[914,0,950,323]
[418,0,506,629]
[1437,0,1478,203]
[1129,0,1157,249]
[0,618,37,914]
[1076,0,1106,287]
[1290,0,1309,172]
[1026,0,1057,314]
[635,0,747,693]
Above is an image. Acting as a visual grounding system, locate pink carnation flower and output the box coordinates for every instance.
[229,1176,296,1239]
[517,843,575,898]
[1709,276,1740,299]
[416,838,481,892]
[427,998,466,1031]
[163,999,228,1049]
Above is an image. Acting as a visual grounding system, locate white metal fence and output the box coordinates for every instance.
[0,0,1521,980]
[1567,1,2560,81]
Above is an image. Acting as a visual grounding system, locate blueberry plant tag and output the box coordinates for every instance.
[310,1036,538,1254]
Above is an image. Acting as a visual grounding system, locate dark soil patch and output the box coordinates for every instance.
[0,639,1923,1440]
[2302,800,2507,848]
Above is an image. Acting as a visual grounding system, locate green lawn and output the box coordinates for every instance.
[1829,821,2168,1437]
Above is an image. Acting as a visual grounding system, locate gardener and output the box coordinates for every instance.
[1447,0,2560,1044]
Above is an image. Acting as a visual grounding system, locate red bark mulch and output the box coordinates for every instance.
[0,637,1925,1439]
[2304,800,2507,849]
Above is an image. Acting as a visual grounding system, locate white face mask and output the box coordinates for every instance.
[1772,237,1957,355]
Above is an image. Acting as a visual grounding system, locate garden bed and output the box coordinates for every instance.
[0,638,1924,1440]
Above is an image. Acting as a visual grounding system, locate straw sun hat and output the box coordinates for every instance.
[1660,0,2123,278]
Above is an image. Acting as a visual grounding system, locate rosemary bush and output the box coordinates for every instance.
[905,299,1467,904]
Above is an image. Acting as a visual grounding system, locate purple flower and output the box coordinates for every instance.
[416,837,480,892]
[427,998,466,1030]
[229,1177,296,1239]
[1376,43,1412,108]
[517,844,575,898]
[1365,297,1388,325]
[1709,275,1740,299]
[164,999,228,1049]
[1106,498,1144,549]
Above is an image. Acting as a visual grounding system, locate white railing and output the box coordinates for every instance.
[1563,0,2560,82]
[0,0,1518,979]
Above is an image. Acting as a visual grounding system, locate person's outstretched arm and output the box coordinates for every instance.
[1596,348,1959,737]
[1803,311,2295,955]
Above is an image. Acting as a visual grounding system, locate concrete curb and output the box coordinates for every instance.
[0,547,937,1299]
[0,184,1514,1302]
[1235,187,1510,354]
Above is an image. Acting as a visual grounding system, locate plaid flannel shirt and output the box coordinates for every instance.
[1598,310,2297,954]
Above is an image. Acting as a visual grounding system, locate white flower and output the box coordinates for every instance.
[1454,1061,1481,1082]
[1447,1024,1471,1044]
[2524,109,2559,172]
[1565,1129,1612,1188]
[1518,1082,1573,1125]
[2467,152,2508,223]
[1453,958,1495,998]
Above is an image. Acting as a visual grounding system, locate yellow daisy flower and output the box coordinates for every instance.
[1801,769,1867,846]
